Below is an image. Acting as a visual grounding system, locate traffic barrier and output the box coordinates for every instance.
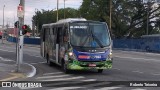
[7,36,40,45]
[113,38,160,52]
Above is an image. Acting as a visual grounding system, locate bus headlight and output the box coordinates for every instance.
[68,52,76,60]
[108,52,112,60]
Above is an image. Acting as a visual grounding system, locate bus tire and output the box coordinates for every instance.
[98,69,103,73]
[62,59,70,73]
[46,54,53,66]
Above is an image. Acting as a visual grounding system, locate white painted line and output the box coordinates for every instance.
[115,50,160,56]
[41,76,84,81]
[36,75,70,79]
[131,88,147,90]
[115,56,160,62]
[44,80,96,87]
[152,73,160,76]
[82,82,111,87]
[0,57,15,62]
[47,87,83,90]
[113,68,121,70]
[0,48,15,53]
[19,87,39,90]
[81,79,97,81]
[24,63,37,77]
[95,87,121,90]
[30,62,46,65]
[132,70,143,73]
[0,48,42,58]
[43,72,63,76]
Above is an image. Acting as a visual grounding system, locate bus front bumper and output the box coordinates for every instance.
[66,59,112,70]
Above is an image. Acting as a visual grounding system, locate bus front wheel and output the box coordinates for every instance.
[98,69,103,73]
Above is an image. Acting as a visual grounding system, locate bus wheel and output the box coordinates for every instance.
[62,60,69,73]
[98,69,103,73]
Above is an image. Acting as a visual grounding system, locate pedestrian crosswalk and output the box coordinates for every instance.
[19,71,148,90]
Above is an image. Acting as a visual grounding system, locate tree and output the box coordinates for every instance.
[32,8,79,33]
[79,0,160,38]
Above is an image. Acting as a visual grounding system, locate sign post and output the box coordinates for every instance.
[16,4,24,72]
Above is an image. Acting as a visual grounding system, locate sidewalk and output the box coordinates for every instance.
[0,57,36,81]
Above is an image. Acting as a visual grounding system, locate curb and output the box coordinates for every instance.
[24,63,36,77]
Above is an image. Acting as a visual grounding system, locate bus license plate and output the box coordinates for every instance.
[89,64,96,67]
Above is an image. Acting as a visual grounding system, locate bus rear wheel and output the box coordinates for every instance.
[98,69,103,73]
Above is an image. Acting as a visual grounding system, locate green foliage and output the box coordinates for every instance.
[32,0,160,38]
[79,0,160,38]
[32,8,79,33]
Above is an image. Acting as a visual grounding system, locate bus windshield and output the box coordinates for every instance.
[70,22,110,48]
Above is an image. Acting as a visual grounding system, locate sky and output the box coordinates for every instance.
[0,0,83,28]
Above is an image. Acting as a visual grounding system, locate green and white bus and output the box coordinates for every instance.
[40,18,112,73]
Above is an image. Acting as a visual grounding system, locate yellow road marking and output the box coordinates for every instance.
[0,73,26,81]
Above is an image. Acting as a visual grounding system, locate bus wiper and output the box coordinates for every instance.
[92,34,104,48]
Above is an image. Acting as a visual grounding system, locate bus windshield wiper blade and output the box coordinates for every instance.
[92,34,104,48]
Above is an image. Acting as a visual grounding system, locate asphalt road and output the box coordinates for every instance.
[0,43,160,90]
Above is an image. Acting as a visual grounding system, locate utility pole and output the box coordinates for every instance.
[64,0,65,19]
[146,5,149,35]
[16,0,25,72]
[109,0,112,37]
[2,5,5,44]
[57,0,59,21]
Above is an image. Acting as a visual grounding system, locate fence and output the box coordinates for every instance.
[7,36,160,52]
[7,36,40,45]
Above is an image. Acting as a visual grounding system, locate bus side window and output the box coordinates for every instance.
[43,28,45,42]
[63,27,68,42]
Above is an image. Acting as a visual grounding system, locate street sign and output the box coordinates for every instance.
[17,5,24,18]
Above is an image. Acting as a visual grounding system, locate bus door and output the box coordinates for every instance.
[55,27,62,64]
[41,28,45,57]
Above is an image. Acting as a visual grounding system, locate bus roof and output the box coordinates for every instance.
[42,18,107,27]
[56,18,87,24]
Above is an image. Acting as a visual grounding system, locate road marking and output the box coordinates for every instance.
[30,62,46,65]
[43,72,63,76]
[47,87,83,90]
[0,48,41,58]
[132,70,144,73]
[0,57,14,62]
[41,76,84,81]
[113,68,121,70]
[0,48,15,53]
[95,87,121,90]
[131,88,147,90]
[43,79,96,87]
[36,75,71,79]
[0,73,25,81]
[81,79,96,81]
[114,50,160,56]
[82,82,111,87]
[0,76,18,81]
[152,73,160,76]
[115,56,160,62]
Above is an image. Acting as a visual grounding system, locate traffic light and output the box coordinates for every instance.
[14,21,19,28]
[22,25,28,35]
